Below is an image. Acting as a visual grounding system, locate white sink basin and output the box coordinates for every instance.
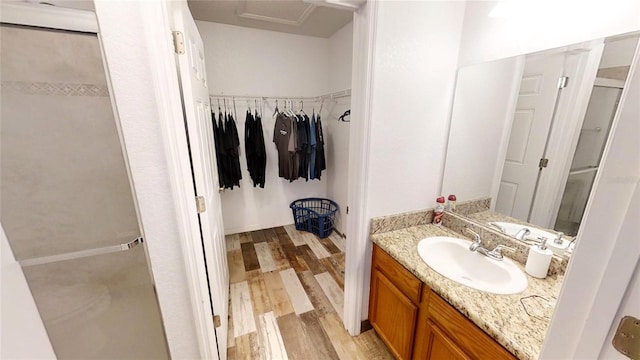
[417,236,528,295]
[490,222,568,255]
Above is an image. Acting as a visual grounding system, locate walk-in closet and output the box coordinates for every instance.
[187,1,363,357]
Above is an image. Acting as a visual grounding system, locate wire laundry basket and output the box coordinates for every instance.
[289,198,338,239]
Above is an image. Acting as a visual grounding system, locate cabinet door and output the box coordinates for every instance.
[369,268,418,359]
[423,320,471,360]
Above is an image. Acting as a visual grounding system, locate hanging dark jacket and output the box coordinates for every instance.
[245,110,266,188]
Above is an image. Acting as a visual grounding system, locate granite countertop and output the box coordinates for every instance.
[370,224,564,360]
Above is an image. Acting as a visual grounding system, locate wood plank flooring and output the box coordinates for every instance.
[226,226,393,360]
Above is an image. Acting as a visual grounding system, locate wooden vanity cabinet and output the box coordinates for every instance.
[413,287,516,360]
[369,244,516,360]
[369,245,423,359]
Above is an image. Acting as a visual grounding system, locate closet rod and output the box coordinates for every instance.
[209,89,351,102]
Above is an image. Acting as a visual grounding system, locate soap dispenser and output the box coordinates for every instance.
[525,239,553,279]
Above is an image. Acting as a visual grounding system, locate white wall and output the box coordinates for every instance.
[357,0,466,320]
[1,226,56,359]
[326,21,353,234]
[196,21,332,234]
[366,1,466,219]
[458,0,640,66]
[95,1,201,357]
[441,56,524,204]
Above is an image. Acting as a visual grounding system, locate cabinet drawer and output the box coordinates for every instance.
[427,292,515,360]
[372,244,422,304]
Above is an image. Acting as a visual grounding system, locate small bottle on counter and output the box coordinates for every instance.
[433,196,445,225]
[525,239,553,279]
[447,194,457,212]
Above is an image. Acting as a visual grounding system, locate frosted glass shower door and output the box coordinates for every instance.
[554,85,622,235]
[0,25,169,358]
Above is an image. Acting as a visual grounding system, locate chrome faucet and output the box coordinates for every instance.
[465,227,514,261]
[514,227,531,240]
[554,232,564,245]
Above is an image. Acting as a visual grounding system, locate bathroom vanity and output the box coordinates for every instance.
[367,214,564,360]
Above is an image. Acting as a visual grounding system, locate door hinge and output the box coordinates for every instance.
[539,158,549,169]
[196,196,206,213]
[172,31,185,55]
[213,315,221,328]
[557,76,569,89]
[346,206,349,215]
[612,316,640,359]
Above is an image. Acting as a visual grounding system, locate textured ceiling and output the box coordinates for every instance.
[187,0,353,38]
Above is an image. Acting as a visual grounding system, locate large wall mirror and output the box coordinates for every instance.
[442,31,639,256]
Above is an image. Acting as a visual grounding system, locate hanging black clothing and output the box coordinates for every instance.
[211,111,225,189]
[244,110,266,188]
[224,113,242,189]
[312,114,326,180]
[296,114,310,181]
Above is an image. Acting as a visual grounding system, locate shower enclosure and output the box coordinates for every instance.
[0,16,169,360]
[554,85,623,236]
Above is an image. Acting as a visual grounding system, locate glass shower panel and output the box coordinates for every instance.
[554,85,622,235]
[569,86,621,171]
[0,25,169,358]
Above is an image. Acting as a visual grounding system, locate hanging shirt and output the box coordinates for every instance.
[254,112,267,187]
[296,114,309,181]
[273,112,293,180]
[289,115,300,182]
[211,111,225,189]
[312,114,326,180]
[309,113,318,180]
[225,113,242,189]
[245,110,266,188]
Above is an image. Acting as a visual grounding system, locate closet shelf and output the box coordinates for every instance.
[209,89,351,102]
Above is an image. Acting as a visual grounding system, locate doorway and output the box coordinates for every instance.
[184,1,357,355]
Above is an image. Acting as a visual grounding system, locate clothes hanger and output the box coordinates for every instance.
[299,100,307,116]
[223,98,227,118]
[273,99,279,117]
[232,96,237,120]
[339,109,351,122]
[290,100,297,117]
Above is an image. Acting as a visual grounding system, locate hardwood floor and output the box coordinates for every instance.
[226,226,393,360]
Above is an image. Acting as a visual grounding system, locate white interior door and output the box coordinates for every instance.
[495,53,565,221]
[171,2,229,359]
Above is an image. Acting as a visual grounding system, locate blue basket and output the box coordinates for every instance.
[289,198,338,239]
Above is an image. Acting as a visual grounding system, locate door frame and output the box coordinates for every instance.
[135,1,219,358]
[343,0,378,336]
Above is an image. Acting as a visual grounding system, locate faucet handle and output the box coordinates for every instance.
[554,232,564,245]
[494,244,515,253]
[464,227,481,242]
[489,244,515,260]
